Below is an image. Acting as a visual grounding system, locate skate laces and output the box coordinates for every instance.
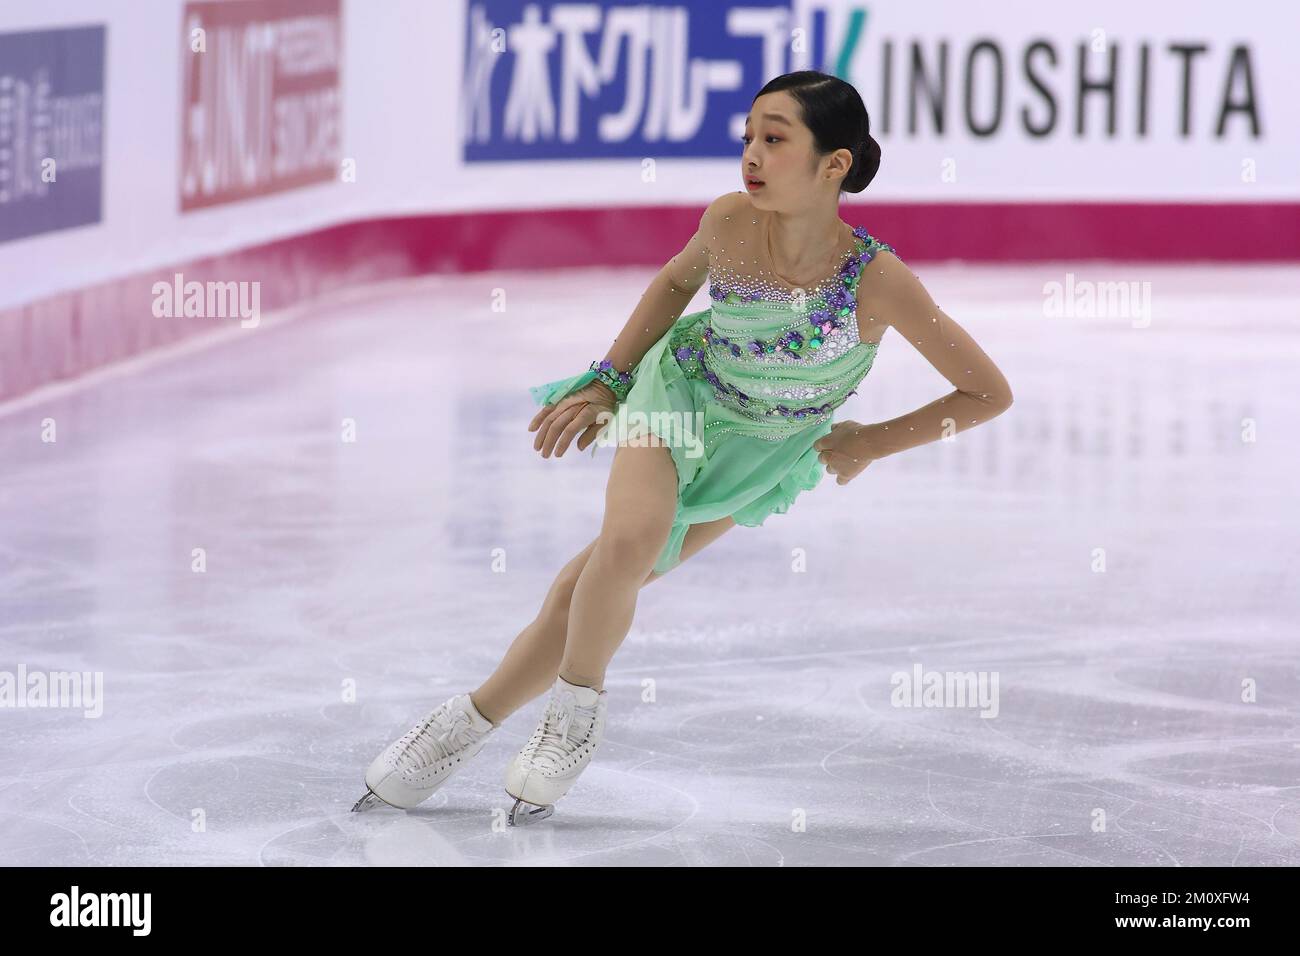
[399,706,473,772]
[530,689,595,767]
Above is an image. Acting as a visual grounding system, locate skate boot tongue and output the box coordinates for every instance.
[399,695,495,772]
[401,709,469,772]
[457,693,497,733]
[531,678,603,765]
[555,676,602,708]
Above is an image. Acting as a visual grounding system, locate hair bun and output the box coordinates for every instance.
[844,134,881,194]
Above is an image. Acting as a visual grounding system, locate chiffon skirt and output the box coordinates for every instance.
[529,308,832,574]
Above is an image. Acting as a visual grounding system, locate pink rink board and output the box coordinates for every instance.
[2,201,1298,404]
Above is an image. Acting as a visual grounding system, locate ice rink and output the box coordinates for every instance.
[1,261,1297,866]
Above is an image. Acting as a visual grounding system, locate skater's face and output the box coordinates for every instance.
[741,91,850,209]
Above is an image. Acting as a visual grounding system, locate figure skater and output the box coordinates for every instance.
[353,70,1014,824]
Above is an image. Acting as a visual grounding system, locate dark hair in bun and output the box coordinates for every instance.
[753,70,880,194]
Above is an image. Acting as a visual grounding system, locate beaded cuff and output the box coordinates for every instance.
[589,359,634,403]
[528,360,634,408]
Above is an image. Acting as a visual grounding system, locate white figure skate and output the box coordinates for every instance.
[504,676,607,826]
[352,693,497,812]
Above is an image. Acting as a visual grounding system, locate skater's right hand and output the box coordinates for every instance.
[528,382,618,458]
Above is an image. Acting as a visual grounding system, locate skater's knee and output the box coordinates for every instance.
[558,558,584,593]
[543,540,597,615]
[545,565,582,616]
[594,521,670,573]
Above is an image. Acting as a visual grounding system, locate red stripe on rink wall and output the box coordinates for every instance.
[2,201,1298,405]
[858,201,1300,262]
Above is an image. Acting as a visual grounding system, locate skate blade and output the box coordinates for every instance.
[507,794,554,826]
[351,789,388,813]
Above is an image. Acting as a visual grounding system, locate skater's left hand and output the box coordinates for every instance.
[813,421,882,485]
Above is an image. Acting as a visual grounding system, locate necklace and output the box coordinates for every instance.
[763,215,848,290]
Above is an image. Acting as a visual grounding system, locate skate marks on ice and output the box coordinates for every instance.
[0,265,1298,864]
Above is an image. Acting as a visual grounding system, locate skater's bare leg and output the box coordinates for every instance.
[469,513,733,724]
[469,538,599,725]
[640,514,734,587]
[556,443,678,692]
[472,445,723,721]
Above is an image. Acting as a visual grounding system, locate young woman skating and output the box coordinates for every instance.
[353,70,1014,824]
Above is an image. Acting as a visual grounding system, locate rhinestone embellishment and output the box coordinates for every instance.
[666,225,894,425]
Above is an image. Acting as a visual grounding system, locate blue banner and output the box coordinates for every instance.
[462,0,851,160]
[0,26,106,243]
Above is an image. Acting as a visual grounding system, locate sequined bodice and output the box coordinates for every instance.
[670,224,895,433]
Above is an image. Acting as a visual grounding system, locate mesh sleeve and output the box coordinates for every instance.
[856,251,1014,458]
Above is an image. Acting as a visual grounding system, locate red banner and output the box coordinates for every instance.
[179,0,342,211]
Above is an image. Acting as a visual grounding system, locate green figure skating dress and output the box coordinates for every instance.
[530,222,896,576]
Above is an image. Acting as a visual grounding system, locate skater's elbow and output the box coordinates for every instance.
[988,375,1014,411]
[981,384,1013,413]
[969,368,1013,413]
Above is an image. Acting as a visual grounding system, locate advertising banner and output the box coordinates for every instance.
[461,0,1285,200]
[180,0,343,211]
[0,25,105,243]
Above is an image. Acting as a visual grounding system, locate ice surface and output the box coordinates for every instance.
[0,262,1297,865]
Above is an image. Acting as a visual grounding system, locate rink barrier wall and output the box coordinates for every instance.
[2,200,1298,405]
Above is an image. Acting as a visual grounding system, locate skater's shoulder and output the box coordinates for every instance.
[711,190,753,215]
[696,191,759,248]
[698,191,754,234]
[849,229,905,289]
[853,243,932,332]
